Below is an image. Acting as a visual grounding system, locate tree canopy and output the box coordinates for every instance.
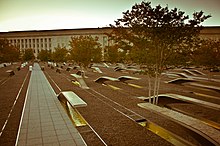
[109,1,211,71]
[52,46,68,63]
[22,48,35,61]
[69,35,102,67]
[38,49,52,62]
[0,39,20,63]
[109,1,211,104]
[192,38,220,67]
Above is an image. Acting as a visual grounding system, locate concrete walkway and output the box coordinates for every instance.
[16,63,86,146]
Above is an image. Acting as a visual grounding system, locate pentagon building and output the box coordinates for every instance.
[0,27,219,58]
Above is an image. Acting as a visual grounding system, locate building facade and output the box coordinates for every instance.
[200,26,220,40]
[0,28,112,57]
[0,27,219,58]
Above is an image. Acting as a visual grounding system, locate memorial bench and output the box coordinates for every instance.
[57,91,87,107]
[16,66,20,71]
[56,68,62,73]
[70,74,89,89]
[165,78,195,84]
[91,66,103,73]
[138,102,220,146]
[66,67,72,72]
[118,76,140,82]
[6,70,15,76]
[94,76,119,84]
[41,66,45,71]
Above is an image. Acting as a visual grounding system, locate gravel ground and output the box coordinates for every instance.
[0,63,30,146]
[0,62,219,146]
[44,64,172,146]
[42,62,220,146]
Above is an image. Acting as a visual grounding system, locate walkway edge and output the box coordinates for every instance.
[15,71,32,146]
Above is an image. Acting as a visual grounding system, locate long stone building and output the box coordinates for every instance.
[0,28,112,57]
[0,27,219,58]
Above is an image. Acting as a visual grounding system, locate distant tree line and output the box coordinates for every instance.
[0,39,35,63]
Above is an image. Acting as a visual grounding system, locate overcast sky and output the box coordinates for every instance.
[0,0,219,32]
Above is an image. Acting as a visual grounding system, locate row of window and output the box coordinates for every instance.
[8,35,109,51]
[17,43,52,49]
[9,38,52,44]
[9,38,52,50]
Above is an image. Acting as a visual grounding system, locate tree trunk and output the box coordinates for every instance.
[148,75,151,103]
[155,76,161,105]
[153,73,158,104]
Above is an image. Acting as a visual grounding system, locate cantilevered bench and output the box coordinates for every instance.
[165,78,195,84]
[138,93,220,110]
[41,66,45,71]
[56,68,62,73]
[70,74,89,89]
[57,91,87,108]
[94,76,119,84]
[91,66,103,73]
[138,102,220,146]
[118,76,140,82]
[66,67,72,72]
[6,70,15,76]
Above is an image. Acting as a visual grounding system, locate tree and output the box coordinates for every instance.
[22,48,35,61]
[38,49,52,62]
[104,45,128,63]
[192,38,220,67]
[0,39,20,63]
[109,1,211,104]
[69,35,102,68]
[52,46,68,63]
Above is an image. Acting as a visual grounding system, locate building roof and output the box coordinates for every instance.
[0,27,112,38]
[0,26,219,38]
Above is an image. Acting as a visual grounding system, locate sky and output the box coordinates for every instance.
[0,0,219,32]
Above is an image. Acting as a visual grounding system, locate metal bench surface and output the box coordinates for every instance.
[58,91,87,107]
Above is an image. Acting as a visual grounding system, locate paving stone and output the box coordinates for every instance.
[16,63,86,146]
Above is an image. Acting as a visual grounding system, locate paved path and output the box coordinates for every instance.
[16,63,86,146]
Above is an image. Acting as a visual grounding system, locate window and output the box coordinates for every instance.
[103,36,108,46]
